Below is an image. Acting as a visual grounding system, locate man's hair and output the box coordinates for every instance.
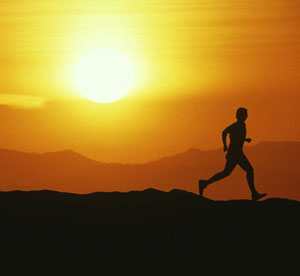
[236,107,247,118]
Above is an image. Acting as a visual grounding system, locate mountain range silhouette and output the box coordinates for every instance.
[0,141,299,200]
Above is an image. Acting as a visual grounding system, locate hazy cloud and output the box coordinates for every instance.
[0,93,47,109]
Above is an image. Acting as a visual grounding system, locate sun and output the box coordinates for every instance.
[74,48,134,103]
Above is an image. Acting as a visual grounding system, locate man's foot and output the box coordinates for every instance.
[252,192,267,201]
[198,180,208,197]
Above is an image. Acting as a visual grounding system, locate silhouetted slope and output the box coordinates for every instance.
[0,141,299,200]
[0,148,100,190]
[1,189,299,263]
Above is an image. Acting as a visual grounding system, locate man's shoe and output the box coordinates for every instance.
[198,180,208,197]
[252,192,267,201]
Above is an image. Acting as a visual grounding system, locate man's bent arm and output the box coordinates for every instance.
[222,127,229,151]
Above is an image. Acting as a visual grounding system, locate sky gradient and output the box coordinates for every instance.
[1,0,300,162]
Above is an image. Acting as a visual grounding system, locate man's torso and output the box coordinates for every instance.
[227,121,246,158]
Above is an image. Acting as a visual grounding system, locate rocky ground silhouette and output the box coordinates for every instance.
[1,188,300,268]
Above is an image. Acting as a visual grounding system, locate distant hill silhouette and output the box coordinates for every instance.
[0,141,299,200]
[1,189,299,264]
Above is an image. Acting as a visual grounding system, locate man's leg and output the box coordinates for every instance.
[237,154,256,195]
[207,159,237,184]
[238,154,267,200]
[199,159,236,196]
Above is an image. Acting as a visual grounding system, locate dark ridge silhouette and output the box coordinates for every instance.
[1,188,299,265]
[0,141,300,200]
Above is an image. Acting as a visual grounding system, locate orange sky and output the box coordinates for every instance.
[1,0,300,163]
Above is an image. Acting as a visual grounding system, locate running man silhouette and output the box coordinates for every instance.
[198,107,267,200]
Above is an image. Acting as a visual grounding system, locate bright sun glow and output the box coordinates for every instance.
[74,48,134,103]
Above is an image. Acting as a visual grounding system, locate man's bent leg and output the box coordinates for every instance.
[206,159,237,184]
[199,158,236,196]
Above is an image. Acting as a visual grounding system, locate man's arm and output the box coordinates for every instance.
[222,127,230,152]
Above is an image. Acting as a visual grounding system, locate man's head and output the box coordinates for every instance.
[236,107,248,121]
